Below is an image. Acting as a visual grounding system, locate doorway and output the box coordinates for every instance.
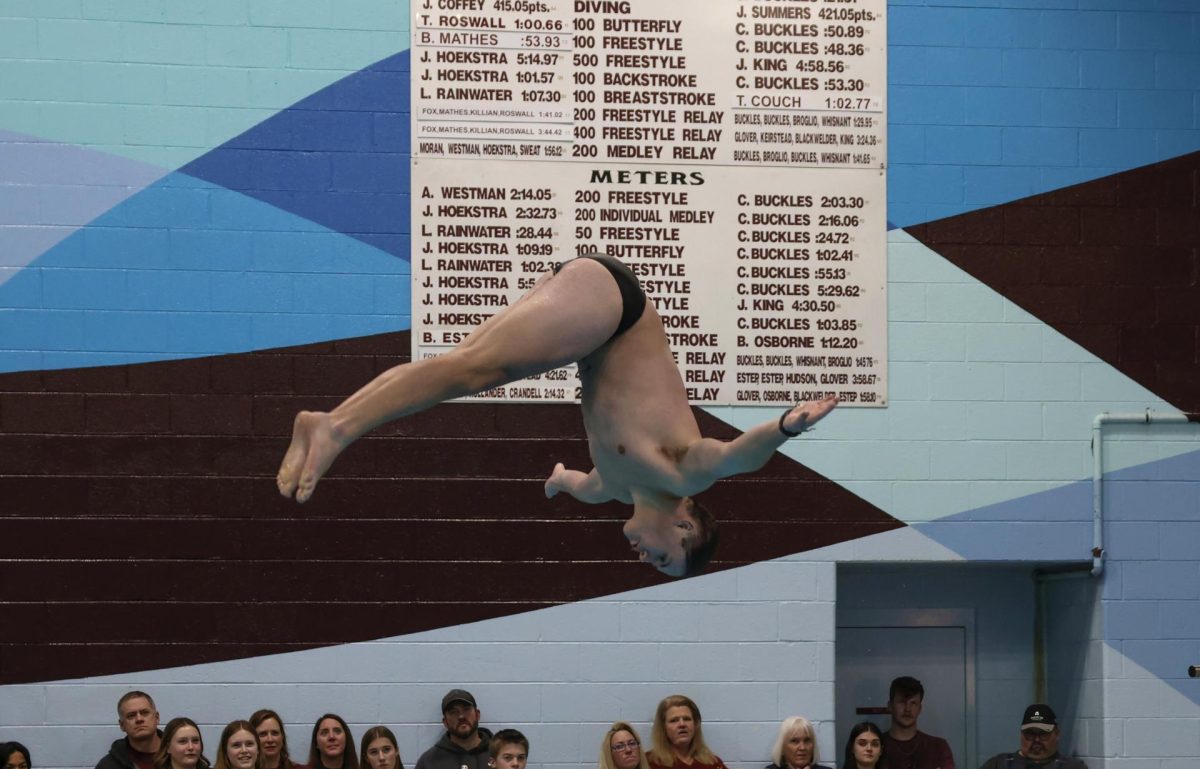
[835,563,1049,768]
[835,610,974,768]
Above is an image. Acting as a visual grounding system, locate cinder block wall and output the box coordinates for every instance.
[2,2,1199,769]
[1,562,839,769]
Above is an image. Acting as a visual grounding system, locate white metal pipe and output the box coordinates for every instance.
[1091,409,1199,577]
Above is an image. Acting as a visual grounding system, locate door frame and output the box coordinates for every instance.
[837,608,978,769]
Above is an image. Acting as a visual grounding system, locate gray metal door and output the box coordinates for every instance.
[835,611,974,769]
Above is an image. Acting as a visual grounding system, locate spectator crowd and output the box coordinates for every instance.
[0,677,1083,769]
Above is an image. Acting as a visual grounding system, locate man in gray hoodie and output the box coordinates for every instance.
[415,690,493,769]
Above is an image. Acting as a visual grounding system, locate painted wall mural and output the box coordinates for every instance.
[2,2,1199,768]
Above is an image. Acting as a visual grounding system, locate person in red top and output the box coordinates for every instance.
[882,677,956,769]
[646,695,728,769]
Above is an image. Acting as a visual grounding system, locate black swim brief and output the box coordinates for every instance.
[554,252,647,341]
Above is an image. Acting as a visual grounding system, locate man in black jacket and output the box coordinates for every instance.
[95,691,162,769]
[414,690,493,769]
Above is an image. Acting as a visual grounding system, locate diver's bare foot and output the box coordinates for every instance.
[782,395,839,435]
[277,411,344,503]
[544,462,566,498]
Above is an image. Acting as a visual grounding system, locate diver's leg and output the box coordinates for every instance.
[278,258,622,502]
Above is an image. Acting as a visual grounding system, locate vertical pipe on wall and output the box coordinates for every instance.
[1034,573,1046,702]
[1091,410,1200,578]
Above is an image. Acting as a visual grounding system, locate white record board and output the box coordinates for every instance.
[412,0,888,407]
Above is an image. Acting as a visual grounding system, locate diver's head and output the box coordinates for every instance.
[623,497,718,578]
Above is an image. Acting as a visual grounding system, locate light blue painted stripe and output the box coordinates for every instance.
[913,448,1200,557]
[0,6,409,168]
[0,131,167,278]
[722,231,1188,523]
[0,171,410,373]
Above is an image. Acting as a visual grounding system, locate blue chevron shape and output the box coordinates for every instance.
[914,447,1200,706]
[0,170,410,373]
[181,50,412,260]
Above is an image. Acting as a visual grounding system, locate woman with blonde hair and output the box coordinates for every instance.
[766,717,822,769]
[599,722,651,769]
[647,696,727,769]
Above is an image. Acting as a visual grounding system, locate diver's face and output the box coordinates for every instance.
[623,503,696,577]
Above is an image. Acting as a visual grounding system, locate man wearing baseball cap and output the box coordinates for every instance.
[414,689,493,769]
[978,705,1087,769]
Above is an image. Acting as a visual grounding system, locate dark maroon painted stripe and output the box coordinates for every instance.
[908,151,1200,413]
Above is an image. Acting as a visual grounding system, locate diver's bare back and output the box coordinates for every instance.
[575,300,704,502]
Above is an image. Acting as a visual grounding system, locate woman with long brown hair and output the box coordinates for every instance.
[250,710,296,769]
[308,714,357,769]
[359,727,404,769]
[842,723,886,769]
[215,721,263,769]
[154,718,211,769]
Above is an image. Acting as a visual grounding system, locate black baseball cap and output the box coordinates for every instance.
[1021,704,1057,732]
[442,689,477,712]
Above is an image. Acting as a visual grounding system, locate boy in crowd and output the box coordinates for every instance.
[489,730,529,769]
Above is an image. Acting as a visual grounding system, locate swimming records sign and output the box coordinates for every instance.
[411,0,887,407]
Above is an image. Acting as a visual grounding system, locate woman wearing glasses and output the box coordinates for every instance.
[600,722,650,769]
